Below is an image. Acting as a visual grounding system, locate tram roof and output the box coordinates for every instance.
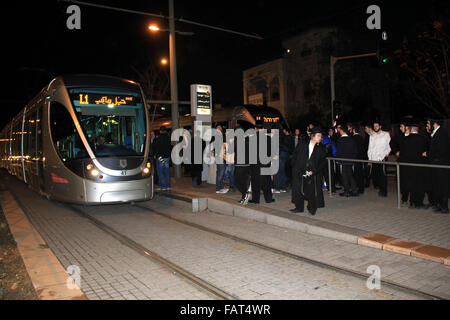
[60,74,141,92]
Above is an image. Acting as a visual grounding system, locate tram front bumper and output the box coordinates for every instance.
[84,177,152,204]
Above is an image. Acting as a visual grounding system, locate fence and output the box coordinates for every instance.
[326,157,450,209]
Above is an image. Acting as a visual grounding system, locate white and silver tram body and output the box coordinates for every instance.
[0,74,153,204]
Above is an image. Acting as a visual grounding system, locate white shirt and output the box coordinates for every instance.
[431,126,440,138]
[368,130,391,161]
[308,142,315,159]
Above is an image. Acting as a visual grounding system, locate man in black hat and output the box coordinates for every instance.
[290,127,326,215]
[427,118,449,214]
[398,122,428,209]
[336,126,358,197]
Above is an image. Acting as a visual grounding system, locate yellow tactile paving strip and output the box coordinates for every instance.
[357,233,450,265]
[0,190,86,300]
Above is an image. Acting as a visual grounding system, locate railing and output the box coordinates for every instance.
[326,157,450,209]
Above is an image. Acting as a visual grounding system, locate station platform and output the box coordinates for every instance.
[165,176,450,265]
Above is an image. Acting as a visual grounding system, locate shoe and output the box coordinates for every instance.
[339,192,350,197]
[216,188,229,194]
[335,186,342,191]
[432,206,442,213]
[265,199,275,203]
[308,208,317,216]
[280,189,287,193]
[273,190,281,194]
[401,201,408,207]
[238,193,250,205]
[350,192,359,197]
[248,200,259,204]
[434,208,449,214]
[289,208,304,213]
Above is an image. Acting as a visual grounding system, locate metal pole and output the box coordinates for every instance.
[169,0,181,178]
[330,56,335,127]
[328,158,332,197]
[396,163,401,209]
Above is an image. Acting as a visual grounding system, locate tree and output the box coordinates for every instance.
[396,18,450,118]
[131,58,170,128]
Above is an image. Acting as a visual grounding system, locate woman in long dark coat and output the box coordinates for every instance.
[290,127,327,215]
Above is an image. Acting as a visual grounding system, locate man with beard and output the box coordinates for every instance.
[427,118,450,214]
[290,127,327,215]
[367,120,391,197]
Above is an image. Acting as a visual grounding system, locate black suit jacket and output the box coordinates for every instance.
[429,127,450,165]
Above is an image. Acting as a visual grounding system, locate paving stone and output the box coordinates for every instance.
[411,245,450,264]
[357,233,398,249]
[383,239,425,256]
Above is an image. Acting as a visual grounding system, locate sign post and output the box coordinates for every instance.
[190,84,212,136]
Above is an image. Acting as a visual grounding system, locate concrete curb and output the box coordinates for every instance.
[0,189,87,300]
[156,191,450,266]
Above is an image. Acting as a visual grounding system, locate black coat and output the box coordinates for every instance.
[399,133,428,164]
[336,136,357,165]
[352,134,365,160]
[291,141,326,208]
[152,133,171,158]
[429,127,450,165]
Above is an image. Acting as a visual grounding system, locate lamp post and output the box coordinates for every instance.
[147,0,181,178]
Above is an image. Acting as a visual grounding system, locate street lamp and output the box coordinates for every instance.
[148,24,160,32]
[160,58,168,65]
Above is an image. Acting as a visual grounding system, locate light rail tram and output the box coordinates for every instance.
[0,74,153,204]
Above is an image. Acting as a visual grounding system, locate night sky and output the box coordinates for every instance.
[1,0,445,128]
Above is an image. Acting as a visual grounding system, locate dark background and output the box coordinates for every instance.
[0,0,446,128]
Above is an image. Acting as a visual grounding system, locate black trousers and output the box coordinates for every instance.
[363,162,371,187]
[403,166,425,206]
[431,167,449,210]
[341,164,357,194]
[353,162,365,193]
[372,163,387,194]
[250,164,272,202]
[235,166,250,196]
[292,175,317,212]
[191,164,202,185]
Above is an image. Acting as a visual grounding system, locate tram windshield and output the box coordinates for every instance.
[70,88,146,158]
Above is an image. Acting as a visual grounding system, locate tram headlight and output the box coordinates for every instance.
[146,162,151,169]
[90,169,99,177]
[86,164,94,171]
[142,167,150,175]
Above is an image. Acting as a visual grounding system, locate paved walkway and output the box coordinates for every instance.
[168,176,450,250]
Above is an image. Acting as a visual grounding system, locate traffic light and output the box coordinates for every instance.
[377,31,392,65]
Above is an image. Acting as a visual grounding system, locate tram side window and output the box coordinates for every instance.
[36,107,42,159]
[23,112,30,159]
[50,102,88,161]
[27,111,37,160]
[12,119,21,159]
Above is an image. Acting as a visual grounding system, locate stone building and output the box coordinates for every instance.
[243,27,352,128]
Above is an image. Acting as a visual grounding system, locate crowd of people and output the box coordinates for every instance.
[149,117,450,216]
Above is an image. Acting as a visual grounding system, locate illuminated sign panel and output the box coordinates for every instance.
[77,93,136,106]
[190,84,212,116]
[255,116,280,123]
